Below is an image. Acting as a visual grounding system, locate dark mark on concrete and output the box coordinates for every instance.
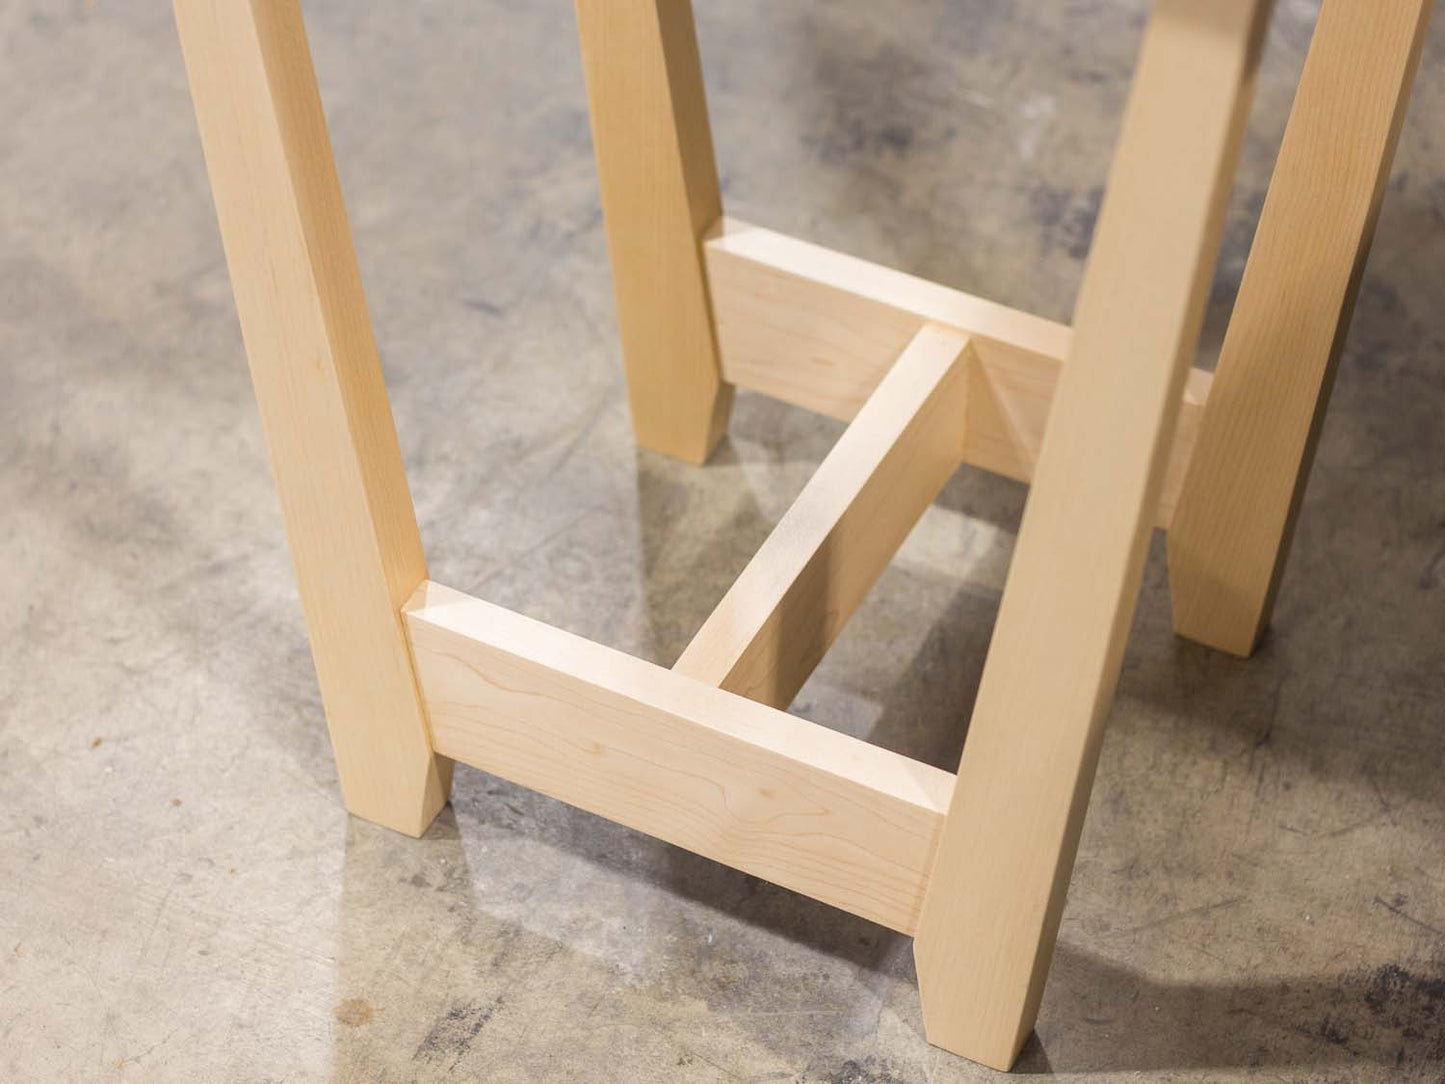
[1418,527,1445,589]
[414,996,503,1069]
[1106,895,1245,939]
[1027,182,1103,261]
[1374,895,1445,940]
[1358,961,1445,1065]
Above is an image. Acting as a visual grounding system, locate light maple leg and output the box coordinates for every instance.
[911,0,1271,1069]
[174,0,450,836]
[575,0,734,464]
[1167,0,1432,657]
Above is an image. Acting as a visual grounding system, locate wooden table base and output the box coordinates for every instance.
[173,0,1429,1069]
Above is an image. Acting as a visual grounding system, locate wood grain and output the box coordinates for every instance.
[575,0,733,463]
[675,324,972,708]
[704,218,1212,527]
[1168,0,1431,656]
[174,0,450,836]
[911,0,1271,1069]
[405,582,954,934]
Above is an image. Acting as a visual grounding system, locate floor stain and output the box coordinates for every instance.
[334,997,375,1029]
[414,997,503,1069]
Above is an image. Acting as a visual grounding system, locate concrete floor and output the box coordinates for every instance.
[3,1,1444,1080]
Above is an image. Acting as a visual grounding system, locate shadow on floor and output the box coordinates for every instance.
[1018,941,1445,1075]
[330,803,1445,1079]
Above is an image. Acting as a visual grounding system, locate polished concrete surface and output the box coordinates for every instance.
[3,2,1444,1080]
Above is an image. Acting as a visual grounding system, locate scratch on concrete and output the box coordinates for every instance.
[1372,895,1445,939]
[1105,896,1245,939]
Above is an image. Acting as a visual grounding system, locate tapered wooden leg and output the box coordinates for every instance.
[911,0,1270,1069]
[575,0,733,464]
[174,0,450,836]
[1167,0,1431,657]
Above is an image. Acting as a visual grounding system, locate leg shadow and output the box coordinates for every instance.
[1017,942,1445,1075]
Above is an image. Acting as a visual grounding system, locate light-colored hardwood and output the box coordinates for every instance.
[404,582,954,934]
[173,0,450,837]
[704,218,1212,527]
[911,0,1271,1070]
[676,324,972,707]
[1168,0,1431,657]
[705,217,1068,421]
[172,0,1430,1067]
[575,0,733,464]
